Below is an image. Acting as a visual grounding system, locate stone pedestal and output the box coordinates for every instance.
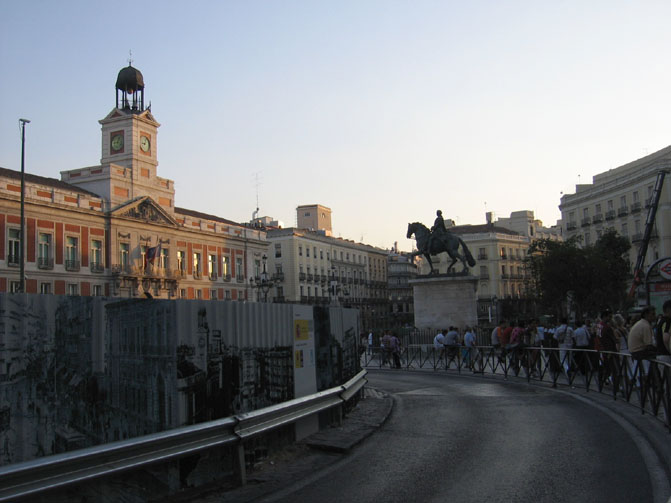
[410,274,478,330]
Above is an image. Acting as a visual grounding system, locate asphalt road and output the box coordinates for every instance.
[265,371,655,503]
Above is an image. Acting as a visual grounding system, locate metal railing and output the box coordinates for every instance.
[363,345,671,430]
[0,370,367,502]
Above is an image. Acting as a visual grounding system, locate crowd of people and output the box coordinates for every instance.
[363,300,671,376]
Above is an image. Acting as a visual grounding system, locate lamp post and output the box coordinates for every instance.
[250,254,274,302]
[19,119,30,293]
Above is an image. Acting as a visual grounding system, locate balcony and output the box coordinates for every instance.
[631,233,643,243]
[273,296,285,303]
[65,260,80,272]
[307,273,314,282]
[299,272,306,281]
[617,206,628,217]
[193,269,202,279]
[272,272,285,282]
[223,274,231,282]
[479,272,490,279]
[7,254,19,267]
[175,268,186,278]
[581,217,591,227]
[208,272,218,281]
[236,275,244,283]
[112,264,132,274]
[605,210,615,220]
[477,253,488,260]
[631,202,642,213]
[38,257,54,270]
[500,253,508,260]
[90,261,104,273]
[501,273,509,279]
[645,198,653,208]
[592,213,603,223]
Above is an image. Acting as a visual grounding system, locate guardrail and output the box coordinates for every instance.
[0,370,367,502]
[364,345,671,430]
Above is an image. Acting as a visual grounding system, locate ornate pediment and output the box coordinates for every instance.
[110,196,176,226]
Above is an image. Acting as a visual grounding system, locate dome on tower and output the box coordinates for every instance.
[116,65,144,93]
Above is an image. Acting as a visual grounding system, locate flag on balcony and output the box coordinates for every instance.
[144,244,161,269]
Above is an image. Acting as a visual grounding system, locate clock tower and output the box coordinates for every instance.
[63,63,175,214]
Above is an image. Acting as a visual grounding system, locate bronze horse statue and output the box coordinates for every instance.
[407,222,476,274]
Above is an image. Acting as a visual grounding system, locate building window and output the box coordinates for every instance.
[193,252,202,278]
[275,243,281,258]
[211,289,217,300]
[65,236,79,271]
[607,200,613,210]
[67,283,78,296]
[208,253,217,279]
[10,281,20,293]
[621,223,628,236]
[299,246,303,256]
[620,195,627,206]
[633,191,639,203]
[320,249,323,259]
[196,289,202,299]
[140,245,147,270]
[225,290,231,300]
[93,284,102,296]
[177,250,185,275]
[160,248,169,269]
[91,239,103,272]
[222,256,230,279]
[180,288,186,298]
[306,247,310,257]
[236,257,244,281]
[8,228,20,266]
[583,208,589,218]
[254,259,261,277]
[38,233,52,269]
[40,282,51,294]
[119,242,130,268]
[313,247,317,258]
[595,203,601,213]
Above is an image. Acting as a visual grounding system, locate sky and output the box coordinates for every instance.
[2,1,671,251]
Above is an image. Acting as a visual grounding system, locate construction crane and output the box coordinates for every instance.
[628,169,669,299]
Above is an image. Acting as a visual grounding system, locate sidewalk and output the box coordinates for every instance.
[167,387,393,503]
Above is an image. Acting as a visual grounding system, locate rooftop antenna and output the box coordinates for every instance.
[252,172,261,220]
[128,50,133,66]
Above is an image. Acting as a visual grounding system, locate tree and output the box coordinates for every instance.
[525,229,631,318]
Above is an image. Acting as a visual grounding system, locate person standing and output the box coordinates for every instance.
[654,300,671,363]
[433,329,446,361]
[628,306,658,360]
[554,318,575,374]
[390,332,402,369]
[573,319,591,374]
[463,326,477,369]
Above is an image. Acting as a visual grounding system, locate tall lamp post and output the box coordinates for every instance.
[250,254,274,302]
[19,119,30,293]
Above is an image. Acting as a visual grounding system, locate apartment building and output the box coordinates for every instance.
[559,146,671,274]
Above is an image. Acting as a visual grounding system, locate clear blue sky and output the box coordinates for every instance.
[3,1,671,250]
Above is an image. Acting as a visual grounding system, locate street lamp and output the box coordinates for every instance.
[19,119,30,293]
[250,254,274,302]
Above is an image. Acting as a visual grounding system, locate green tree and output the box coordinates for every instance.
[525,229,631,318]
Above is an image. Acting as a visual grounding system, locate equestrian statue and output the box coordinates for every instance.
[407,210,476,274]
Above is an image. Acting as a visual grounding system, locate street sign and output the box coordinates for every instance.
[660,259,671,280]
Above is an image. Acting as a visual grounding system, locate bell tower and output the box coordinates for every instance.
[62,63,175,215]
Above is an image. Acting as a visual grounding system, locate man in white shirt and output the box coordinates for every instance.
[433,329,446,361]
[554,319,575,374]
[573,320,591,374]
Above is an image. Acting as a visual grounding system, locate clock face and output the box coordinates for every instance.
[111,133,124,152]
[140,135,150,152]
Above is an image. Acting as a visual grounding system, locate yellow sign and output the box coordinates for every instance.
[295,349,304,368]
[294,319,309,341]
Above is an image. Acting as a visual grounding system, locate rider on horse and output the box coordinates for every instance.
[429,210,447,251]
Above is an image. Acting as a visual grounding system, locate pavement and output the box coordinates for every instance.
[167,386,394,503]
